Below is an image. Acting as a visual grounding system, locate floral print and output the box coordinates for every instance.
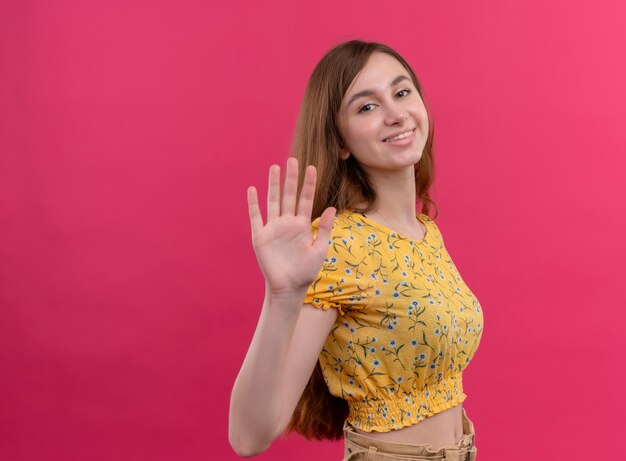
[304,210,484,432]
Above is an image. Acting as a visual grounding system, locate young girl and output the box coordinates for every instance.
[229,40,484,460]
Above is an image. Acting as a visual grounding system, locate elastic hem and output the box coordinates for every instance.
[346,374,467,432]
[304,297,347,316]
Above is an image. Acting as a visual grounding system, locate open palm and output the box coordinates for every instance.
[247,158,336,296]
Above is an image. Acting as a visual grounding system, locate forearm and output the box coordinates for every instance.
[228,285,306,456]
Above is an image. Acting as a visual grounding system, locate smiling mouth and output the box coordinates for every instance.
[383,128,416,142]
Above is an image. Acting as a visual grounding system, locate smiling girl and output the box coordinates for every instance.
[229,40,484,460]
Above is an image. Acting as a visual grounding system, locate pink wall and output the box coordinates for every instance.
[1,1,625,460]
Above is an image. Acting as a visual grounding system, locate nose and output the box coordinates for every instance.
[384,103,408,125]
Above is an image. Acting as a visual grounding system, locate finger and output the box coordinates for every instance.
[267,164,280,222]
[314,206,336,252]
[296,165,317,218]
[247,186,264,234]
[281,157,298,216]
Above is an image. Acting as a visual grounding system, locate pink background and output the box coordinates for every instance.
[2,1,625,460]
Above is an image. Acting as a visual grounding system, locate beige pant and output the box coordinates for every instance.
[342,408,477,460]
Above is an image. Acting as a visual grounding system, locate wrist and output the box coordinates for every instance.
[264,282,308,302]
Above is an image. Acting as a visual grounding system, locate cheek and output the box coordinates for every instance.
[347,118,379,144]
[417,107,428,125]
[416,103,429,124]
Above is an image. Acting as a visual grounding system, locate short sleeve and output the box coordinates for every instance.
[303,215,374,316]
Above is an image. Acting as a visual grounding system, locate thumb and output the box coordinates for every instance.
[314,207,336,252]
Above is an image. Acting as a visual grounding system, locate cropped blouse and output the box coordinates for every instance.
[304,209,484,432]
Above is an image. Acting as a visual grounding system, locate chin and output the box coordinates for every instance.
[404,150,423,165]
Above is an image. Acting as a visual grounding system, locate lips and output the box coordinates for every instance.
[383,128,416,142]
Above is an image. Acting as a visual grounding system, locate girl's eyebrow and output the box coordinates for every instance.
[346,75,411,107]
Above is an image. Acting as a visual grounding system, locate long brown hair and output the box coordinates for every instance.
[287,40,439,440]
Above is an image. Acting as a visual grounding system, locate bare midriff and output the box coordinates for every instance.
[353,404,464,450]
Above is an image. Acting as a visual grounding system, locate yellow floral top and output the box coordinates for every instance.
[304,209,484,432]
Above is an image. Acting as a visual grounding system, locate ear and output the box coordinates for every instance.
[340,148,350,160]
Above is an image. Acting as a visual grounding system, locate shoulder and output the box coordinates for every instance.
[311,210,370,259]
[418,213,445,244]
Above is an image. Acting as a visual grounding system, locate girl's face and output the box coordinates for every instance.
[338,52,429,174]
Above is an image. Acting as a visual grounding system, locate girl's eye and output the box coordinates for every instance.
[358,89,412,113]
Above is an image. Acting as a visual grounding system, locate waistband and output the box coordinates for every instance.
[343,407,477,460]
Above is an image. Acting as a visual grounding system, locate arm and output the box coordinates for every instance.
[228,290,337,457]
[228,157,337,457]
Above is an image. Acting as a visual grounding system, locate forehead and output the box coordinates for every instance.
[346,52,410,95]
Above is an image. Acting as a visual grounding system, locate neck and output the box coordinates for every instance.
[366,167,418,227]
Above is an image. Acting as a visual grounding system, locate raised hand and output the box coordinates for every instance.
[247,157,336,297]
